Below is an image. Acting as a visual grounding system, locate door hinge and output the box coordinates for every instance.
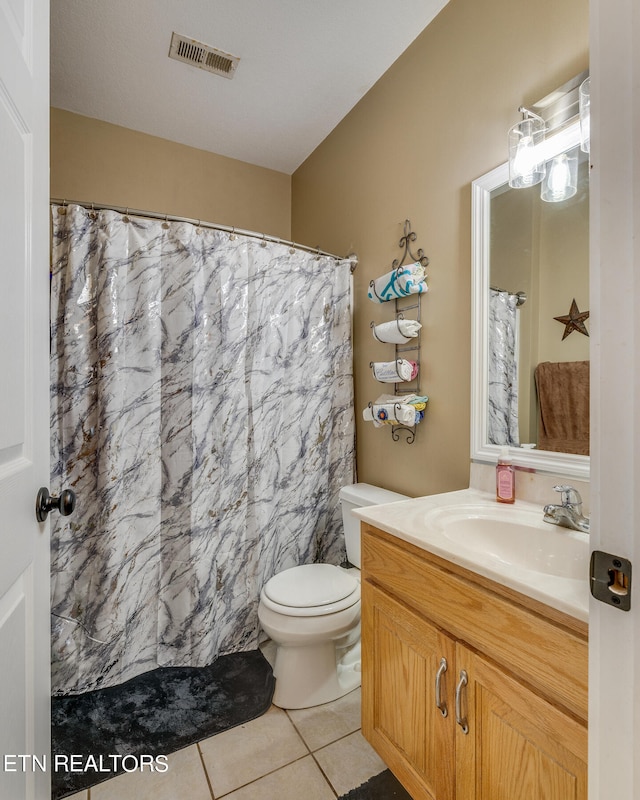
[590,551,632,611]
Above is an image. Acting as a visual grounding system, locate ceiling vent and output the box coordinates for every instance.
[169,33,240,79]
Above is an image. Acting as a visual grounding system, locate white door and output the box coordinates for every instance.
[0,0,51,798]
[589,0,640,797]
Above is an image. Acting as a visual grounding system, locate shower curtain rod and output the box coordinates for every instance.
[50,198,358,270]
[490,285,527,306]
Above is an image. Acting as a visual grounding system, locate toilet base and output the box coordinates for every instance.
[271,639,361,709]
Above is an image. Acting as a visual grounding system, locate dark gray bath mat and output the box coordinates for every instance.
[337,769,414,800]
[51,649,274,799]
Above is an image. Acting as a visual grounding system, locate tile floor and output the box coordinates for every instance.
[63,687,389,800]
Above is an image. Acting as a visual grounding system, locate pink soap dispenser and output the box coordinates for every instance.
[496,446,515,504]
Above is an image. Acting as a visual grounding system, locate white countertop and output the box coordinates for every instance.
[354,487,590,623]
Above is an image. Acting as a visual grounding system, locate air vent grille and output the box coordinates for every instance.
[169,33,239,79]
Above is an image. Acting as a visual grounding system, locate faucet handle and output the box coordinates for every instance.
[553,484,583,507]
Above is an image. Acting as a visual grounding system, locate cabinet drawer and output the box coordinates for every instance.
[362,525,588,722]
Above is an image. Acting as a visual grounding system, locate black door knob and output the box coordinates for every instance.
[35,487,76,523]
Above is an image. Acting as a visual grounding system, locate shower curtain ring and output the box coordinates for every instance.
[260,234,267,247]
[230,226,237,241]
[162,214,170,230]
[123,208,130,223]
[196,220,202,234]
[289,242,296,254]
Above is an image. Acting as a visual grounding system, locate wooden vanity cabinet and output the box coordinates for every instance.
[363,580,456,800]
[361,524,588,800]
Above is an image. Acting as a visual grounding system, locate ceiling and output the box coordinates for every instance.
[50,0,449,175]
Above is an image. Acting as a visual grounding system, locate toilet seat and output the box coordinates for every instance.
[261,564,360,617]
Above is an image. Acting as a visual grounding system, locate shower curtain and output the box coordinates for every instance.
[50,204,355,695]
[488,289,520,447]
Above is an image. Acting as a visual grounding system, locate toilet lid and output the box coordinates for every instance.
[264,563,359,608]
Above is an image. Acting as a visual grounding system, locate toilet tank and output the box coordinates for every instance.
[339,483,409,568]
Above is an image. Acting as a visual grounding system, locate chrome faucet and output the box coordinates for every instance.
[543,485,590,533]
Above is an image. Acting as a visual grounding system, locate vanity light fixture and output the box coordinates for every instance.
[541,152,578,203]
[508,108,546,188]
[579,77,590,153]
[508,72,589,202]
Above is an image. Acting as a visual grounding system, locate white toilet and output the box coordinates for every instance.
[258,482,408,709]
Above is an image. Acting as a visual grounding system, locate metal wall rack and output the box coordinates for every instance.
[368,219,428,444]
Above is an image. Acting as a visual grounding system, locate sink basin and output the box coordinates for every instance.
[354,488,590,621]
[423,504,589,580]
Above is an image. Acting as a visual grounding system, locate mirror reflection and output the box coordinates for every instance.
[488,145,589,455]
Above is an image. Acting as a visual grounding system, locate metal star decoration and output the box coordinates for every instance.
[553,298,590,340]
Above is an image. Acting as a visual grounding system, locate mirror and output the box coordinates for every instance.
[471,119,590,479]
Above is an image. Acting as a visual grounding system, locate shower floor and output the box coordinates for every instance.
[61,685,409,800]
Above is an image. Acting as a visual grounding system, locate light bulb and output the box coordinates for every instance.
[541,152,578,202]
[508,113,546,188]
[548,155,570,193]
[512,136,536,184]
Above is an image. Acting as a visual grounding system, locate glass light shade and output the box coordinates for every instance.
[541,152,578,202]
[508,116,546,188]
[579,77,590,153]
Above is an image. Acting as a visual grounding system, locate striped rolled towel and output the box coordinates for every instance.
[368,262,428,303]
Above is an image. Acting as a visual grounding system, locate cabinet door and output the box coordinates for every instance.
[362,580,455,800]
[455,645,587,800]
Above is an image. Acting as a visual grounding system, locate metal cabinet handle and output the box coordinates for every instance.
[435,657,448,717]
[455,669,469,734]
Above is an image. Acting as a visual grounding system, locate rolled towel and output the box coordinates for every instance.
[372,319,422,344]
[376,392,428,407]
[363,403,416,427]
[363,392,429,428]
[371,359,415,383]
[408,361,419,380]
[368,262,428,303]
[378,392,428,421]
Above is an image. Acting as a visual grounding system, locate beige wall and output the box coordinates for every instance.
[50,108,291,239]
[291,0,588,498]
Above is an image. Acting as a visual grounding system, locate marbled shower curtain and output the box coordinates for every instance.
[50,204,355,695]
[488,289,520,447]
